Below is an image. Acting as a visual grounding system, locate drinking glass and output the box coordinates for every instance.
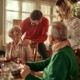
[1,65,11,80]
[0,55,4,68]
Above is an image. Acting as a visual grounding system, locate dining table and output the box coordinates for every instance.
[2,61,24,80]
[0,59,43,80]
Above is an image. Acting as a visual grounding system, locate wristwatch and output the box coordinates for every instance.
[32,40,35,44]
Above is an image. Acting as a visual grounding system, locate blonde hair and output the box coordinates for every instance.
[56,0,74,19]
[8,26,21,38]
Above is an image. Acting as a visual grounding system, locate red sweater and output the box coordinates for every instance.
[20,17,49,43]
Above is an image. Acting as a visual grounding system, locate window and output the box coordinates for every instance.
[41,5,58,24]
[4,0,57,44]
[52,7,59,22]
[22,2,35,20]
[41,5,51,24]
[4,0,34,44]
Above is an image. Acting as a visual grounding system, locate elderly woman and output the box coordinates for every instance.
[5,26,34,63]
[17,21,79,80]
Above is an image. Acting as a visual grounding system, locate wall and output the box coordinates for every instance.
[0,0,5,50]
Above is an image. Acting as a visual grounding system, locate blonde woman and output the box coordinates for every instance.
[5,26,34,63]
[53,0,80,52]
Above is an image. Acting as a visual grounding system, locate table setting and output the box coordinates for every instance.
[0,55,24,80]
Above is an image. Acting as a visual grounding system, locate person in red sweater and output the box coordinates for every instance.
[20,10,49,59]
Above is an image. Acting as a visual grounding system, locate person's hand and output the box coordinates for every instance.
[52,40,70,53]
[20,64,31,79]
[23,39,32,45]
[17,58,26,64]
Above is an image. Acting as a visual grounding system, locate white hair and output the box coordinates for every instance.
[8,26,21,38]
[50,21,67,41]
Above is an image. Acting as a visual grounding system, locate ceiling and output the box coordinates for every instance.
[41,0,57,3]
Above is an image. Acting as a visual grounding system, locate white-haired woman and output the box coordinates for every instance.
[5,26,34,63]
[17,21,79,80]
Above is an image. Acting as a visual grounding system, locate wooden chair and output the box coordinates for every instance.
[30,43,43,77]
[74,49,80,80]
[30,43,38,61]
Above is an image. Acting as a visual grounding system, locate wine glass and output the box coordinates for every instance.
[0,55,4,68]
[1,65,11,80]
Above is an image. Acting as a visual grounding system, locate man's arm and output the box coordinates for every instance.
[25,73,41,80]
[25,51,69,80]
[20,18,27,35]
[26,57,51,71]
